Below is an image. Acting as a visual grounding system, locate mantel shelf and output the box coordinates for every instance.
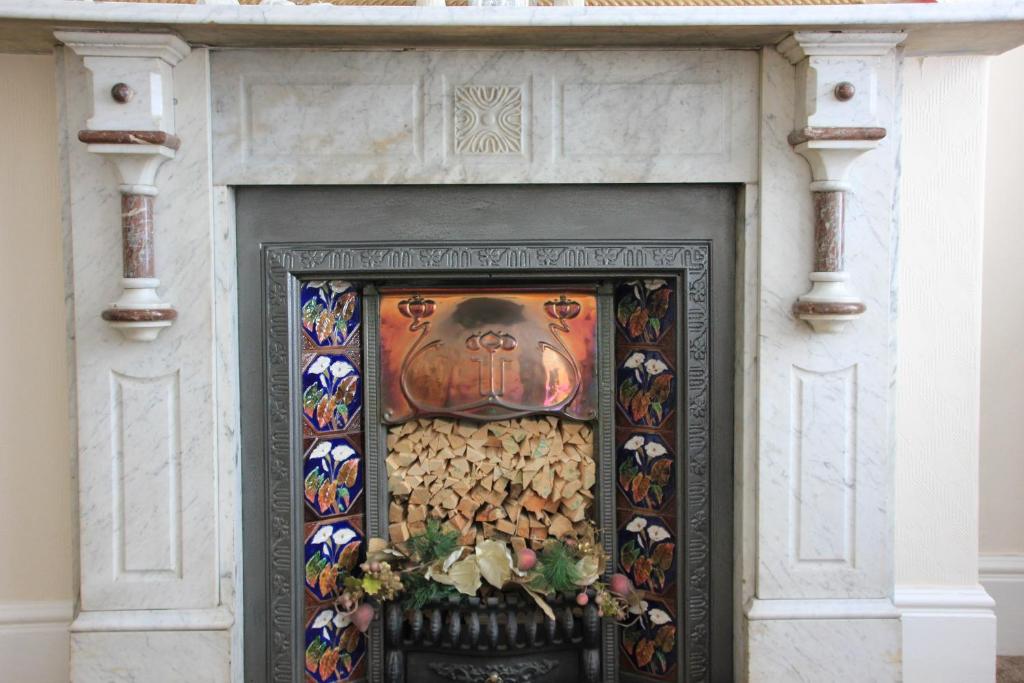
[1,0,1023,54]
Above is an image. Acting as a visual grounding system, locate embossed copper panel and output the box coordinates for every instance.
[380,287,597,422]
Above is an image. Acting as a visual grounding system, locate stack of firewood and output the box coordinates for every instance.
[386,417,595,550]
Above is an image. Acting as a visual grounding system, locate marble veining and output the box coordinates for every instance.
[60,29,913,682]
[212,50,758,185]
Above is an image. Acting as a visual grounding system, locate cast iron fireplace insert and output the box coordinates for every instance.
[237,185,735,683]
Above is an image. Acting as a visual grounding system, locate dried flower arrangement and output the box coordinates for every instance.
[334,518,647,635]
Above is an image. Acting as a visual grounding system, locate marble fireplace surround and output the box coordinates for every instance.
[39,4,1024,682]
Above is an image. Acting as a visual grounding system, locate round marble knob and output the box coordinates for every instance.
[834,82,856,102]
[111,82,134,104]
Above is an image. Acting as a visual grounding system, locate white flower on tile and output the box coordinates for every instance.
[647,525,671,542]
[330,360,354,379]
[332,611,352,629]
[308,356,331,375]
[306,281,326,289]
[329,281,352,293]
[648,608,672,625]
[624,352,645,369]
[313,609,334,629]
[312,525,334,545]
[331,443,356,462]
[644,441,667,458]
[332,527,357,546]
[310,442,332,460]
[625,517,648,533]
[644,279,667,291]
[624,435,645,451]
[644,358,668,376]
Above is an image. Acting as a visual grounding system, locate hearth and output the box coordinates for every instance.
[237,185,735,682]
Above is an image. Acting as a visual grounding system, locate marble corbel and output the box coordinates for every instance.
[56,31,190,342]
[779,31,905,333]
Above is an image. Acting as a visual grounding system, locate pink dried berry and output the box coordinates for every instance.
[609,573,632,596]
[517,548,538,571]
[576,592,589,606]
[353,603,375,633]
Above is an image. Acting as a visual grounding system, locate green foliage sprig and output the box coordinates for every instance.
[406,518,459,564]
[529,539,582,594]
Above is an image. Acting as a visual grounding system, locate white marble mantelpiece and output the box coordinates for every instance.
[3,2,1024,54]
[36,3,1024,681]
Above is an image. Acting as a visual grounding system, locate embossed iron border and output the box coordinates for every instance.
[260,240,712,682]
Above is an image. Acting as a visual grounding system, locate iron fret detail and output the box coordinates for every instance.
[596,284,619,683]
[262,241,712,682]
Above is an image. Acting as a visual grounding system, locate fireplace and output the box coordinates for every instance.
[49,16,940,680]
[236,185,736,682]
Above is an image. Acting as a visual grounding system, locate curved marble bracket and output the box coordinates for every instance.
[790,131,883,333]
[58,31,191,342]
[780,31,904,333]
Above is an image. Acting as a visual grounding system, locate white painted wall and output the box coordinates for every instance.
[0,53,74,683]
[980,44,1024,657]
[894,54,996,682]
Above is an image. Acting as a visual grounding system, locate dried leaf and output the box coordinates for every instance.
[575,554,600,587]
[521,584,556,620]
[430,556,481,596]
[476,539,512,589]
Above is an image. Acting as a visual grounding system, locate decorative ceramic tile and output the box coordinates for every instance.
[616,432,675,511]
[304,604,368,683]
[302,352,362,433]
[614,278,679,682]
[620,597,678,678]
[304,516,364,602]
[304,437,364,518]
[615,279,675,344]
[302,280,361,348]
[616,349,676,428]
[618,513,677,594]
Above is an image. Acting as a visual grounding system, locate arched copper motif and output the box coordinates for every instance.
[381,287,597,423]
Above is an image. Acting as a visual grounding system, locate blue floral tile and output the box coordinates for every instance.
[302,353,362,433]
[304,517,364,602]
[304,604,367,683]
[304,437,363,518]
[616,350,676,428]
[615,279,674,344]
[301,280,361,348]
[618,513,677,595]
[616,432,675,511]
[620,597,678,677]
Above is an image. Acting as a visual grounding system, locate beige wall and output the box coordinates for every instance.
[0,53,74,603]
[980,45,1024,557]
[895,55,989,586]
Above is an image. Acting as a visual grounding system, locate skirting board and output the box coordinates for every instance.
[981,554,1024,656]
[895,585,996,683]
[0,600,73,683]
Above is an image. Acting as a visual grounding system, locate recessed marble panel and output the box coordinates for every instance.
[557,82,726,158]
[244,82,422,162]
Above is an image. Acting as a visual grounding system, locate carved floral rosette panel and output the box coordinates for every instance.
[300,280,368,683]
